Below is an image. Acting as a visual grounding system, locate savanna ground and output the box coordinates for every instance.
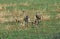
[0,0,60,39]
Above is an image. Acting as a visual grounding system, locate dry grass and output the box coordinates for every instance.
[19,2,30,6]
[41,14,51,21]
[0,8,51,23]
[56,14,60,19]
[0,18,5,23]
[56,8,60,13]
[0,3,16,6]
[4,25,18,31]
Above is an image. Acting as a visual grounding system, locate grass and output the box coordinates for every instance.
[0,18,60,39]
[0,0,60,39]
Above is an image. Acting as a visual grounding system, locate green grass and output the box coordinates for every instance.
[0,19,60,39]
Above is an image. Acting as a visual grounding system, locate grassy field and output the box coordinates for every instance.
[0,0,60,39]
